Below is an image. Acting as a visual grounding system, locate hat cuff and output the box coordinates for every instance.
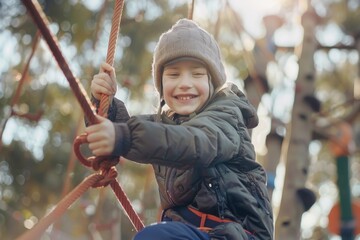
[163,57,206,67]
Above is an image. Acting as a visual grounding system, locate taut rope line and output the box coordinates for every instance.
[99,0,125,118]
[17,174,104,240]
[21,0,97,125]
[76,0,144,231]
[18,0,144,239]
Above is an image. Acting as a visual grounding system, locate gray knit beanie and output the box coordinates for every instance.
[152,19,226,95]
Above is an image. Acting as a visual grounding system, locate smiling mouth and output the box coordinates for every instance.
[176,95,196,100]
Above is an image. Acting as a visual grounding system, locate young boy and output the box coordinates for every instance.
[86,19,273,240]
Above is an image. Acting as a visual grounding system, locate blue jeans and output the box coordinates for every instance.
[133,221,210,240]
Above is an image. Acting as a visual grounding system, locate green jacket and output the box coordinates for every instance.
[104,83,273,239]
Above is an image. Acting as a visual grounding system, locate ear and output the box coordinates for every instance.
[160,98,165,107]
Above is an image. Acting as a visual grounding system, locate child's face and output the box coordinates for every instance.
[162,60,211,115]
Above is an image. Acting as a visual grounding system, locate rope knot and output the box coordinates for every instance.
[91,156,120,171]
[73,134,120,171]
[92,166,118,188]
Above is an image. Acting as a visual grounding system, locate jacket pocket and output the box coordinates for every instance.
[166,168,201,206]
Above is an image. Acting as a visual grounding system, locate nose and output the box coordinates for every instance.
[178,72,193,89]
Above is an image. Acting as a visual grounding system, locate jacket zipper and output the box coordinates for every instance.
[247,174,270,215]
[209,179,225,219]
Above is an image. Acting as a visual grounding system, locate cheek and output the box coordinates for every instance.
[197,81,211,97]
[162,81,176,101]
[162,81,172,95]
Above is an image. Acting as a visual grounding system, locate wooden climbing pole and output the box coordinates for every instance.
[187,0,195,20]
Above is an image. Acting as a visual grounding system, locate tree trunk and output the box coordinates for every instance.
[263,118,284,199]
[275,5,318,239]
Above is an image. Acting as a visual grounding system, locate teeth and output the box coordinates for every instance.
[177,96,193,100]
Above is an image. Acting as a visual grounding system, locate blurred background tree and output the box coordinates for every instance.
[0,0,359,239]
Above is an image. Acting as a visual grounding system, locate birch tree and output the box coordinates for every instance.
[275,3,319,239]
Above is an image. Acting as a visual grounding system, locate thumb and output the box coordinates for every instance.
[99,62,113,73]
[86,114,106,133]
[95,114,107,123]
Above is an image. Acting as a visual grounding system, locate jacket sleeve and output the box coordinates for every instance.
[123,95,255,169]
[111,98,130,123]
[86,96,130,125]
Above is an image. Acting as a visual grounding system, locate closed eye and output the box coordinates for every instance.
[165,73,180,78]
[192,72,207,78]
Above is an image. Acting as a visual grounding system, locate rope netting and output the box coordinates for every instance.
[15,0,200,238]
[0,31,42,151]
[17,0,144,239]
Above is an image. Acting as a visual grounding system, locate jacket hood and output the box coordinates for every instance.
[219,83,259,129]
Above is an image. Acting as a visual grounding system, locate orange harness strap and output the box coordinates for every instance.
[187,207,254,236]
[187,206,233,229]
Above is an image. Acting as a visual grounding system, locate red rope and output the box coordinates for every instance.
[0,31,41,150]
[19,0,145,238]
[16,174,104,240]
[20,0,98,125]
[99,0,125,118]
[111,179,145,231]
[10,31,41,107]
[73,1,145,226]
